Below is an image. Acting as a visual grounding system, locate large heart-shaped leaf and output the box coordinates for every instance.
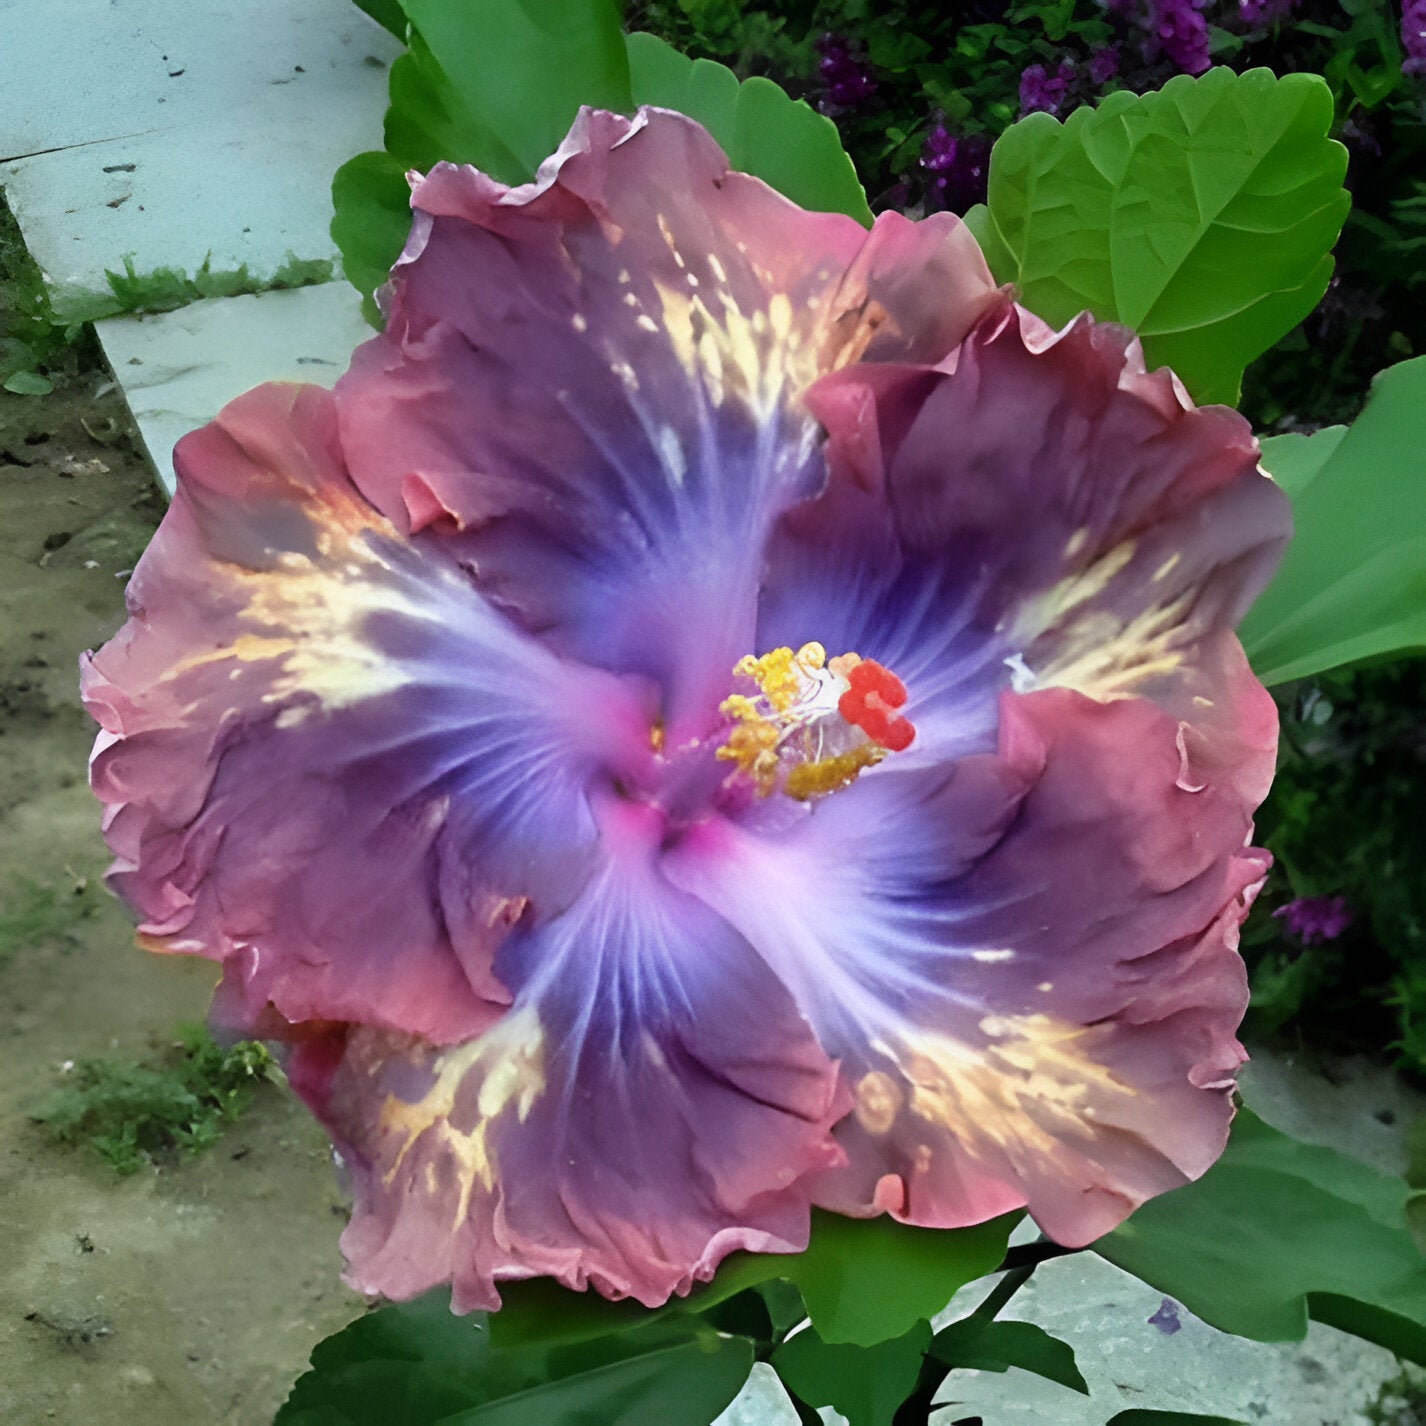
[330,150,417,327]
[492,1211,1020,1351]
[393,0,631,182]
[624,32,873,225]
[771,1319,932,1426]
[330,4,871,320]
[1240,354,1426,685]
[275,1293,753,1426]
[1095,1110,1426,1361]
[965,67,1349,406]
[929,1316,1089,1395]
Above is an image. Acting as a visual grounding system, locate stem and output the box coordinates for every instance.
[971,1262,1036,1322]
[893,1238,1080,1425]
[996,1238,1079,1273]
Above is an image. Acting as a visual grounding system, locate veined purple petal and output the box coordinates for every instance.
[83,383,654,1043]
[667,685,1268,1245]
[290,802,845,1309]
[335,107,998,742]
[756,302,1287,773]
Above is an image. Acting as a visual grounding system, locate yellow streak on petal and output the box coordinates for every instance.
[1006,539,1198,701]
[854,1070,904,1136]
[1008,541,1138,647]
[189,489,430,715]
[895,1014,1133,1165]
[377,1007,545,1222]
[649,264,882,424]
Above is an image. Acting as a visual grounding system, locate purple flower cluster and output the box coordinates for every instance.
[1153,0,1212,75]
[921,123,991,212]
[1089,43,1122,85]
[1019,60,1077,115]
[817,32,878,109]
[1404,0,1426,75]
[1272,895,1353,945]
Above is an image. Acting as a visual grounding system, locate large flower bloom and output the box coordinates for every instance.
[83,108,1289,1311]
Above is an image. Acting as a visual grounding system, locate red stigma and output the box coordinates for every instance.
[838,659,916,752]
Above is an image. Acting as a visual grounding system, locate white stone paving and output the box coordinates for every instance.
[0,0,399,312]
[95,284,375,495]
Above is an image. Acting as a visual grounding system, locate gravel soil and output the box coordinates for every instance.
[0,369,364,1426]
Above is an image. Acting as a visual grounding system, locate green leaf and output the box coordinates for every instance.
[437,1338,754,1425]
[331,151,414,327]
[277,1292,752,1426]
[1106,1413,1250,1426]
[349,0,406,39]
[392,0,631,182]
[1239,355,1426,684]
[495,1211,1019,1351]
[966,67,1349,405]
[772,1319,932,1426]
[1096,1110,1426,1363]
[929,1317,1089,1394]
[624,33,871,225]
[786,1211,1018,1345]
[2,370,53,396]
[330,12,870,318]
[1254,425,1346,500]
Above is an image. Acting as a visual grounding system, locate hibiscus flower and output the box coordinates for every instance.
[82,107,1290,1311]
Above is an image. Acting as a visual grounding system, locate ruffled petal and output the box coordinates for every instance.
[335,106,999,738]
[289,805,845,1309]
[755,301,1289,764]
[666,683,1270,1246]
[83,383,654,1043]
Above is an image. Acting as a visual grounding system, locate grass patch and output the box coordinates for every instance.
[0,875,99,965]
[68,251,336,324]
[1,184,334,390]
[0,189,85,393]
[34,1025,275,1174]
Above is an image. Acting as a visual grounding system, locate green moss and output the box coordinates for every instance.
[33,1026,275,1175]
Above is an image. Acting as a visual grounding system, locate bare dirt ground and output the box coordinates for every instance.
[0,368,364,1425]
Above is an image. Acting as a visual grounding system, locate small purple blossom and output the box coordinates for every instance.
[921,123,991,213]
[1019,61,1077,116]
[1273,895,1354,945]
[1148,1298,1183,1334]
[1404,0,1426,76]
[1238,0,1294,25]
[1089,44,1122,86]
[1153,0,1212,75]
[817,32,878,110]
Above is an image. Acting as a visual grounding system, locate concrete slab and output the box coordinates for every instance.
[0,0,400,311]
[95,282,374,495]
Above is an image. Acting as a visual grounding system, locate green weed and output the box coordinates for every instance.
[33,1025,275,1174]
[78,251,336,323]
[1368,1370,1426,1425]
[0,191,85,393]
